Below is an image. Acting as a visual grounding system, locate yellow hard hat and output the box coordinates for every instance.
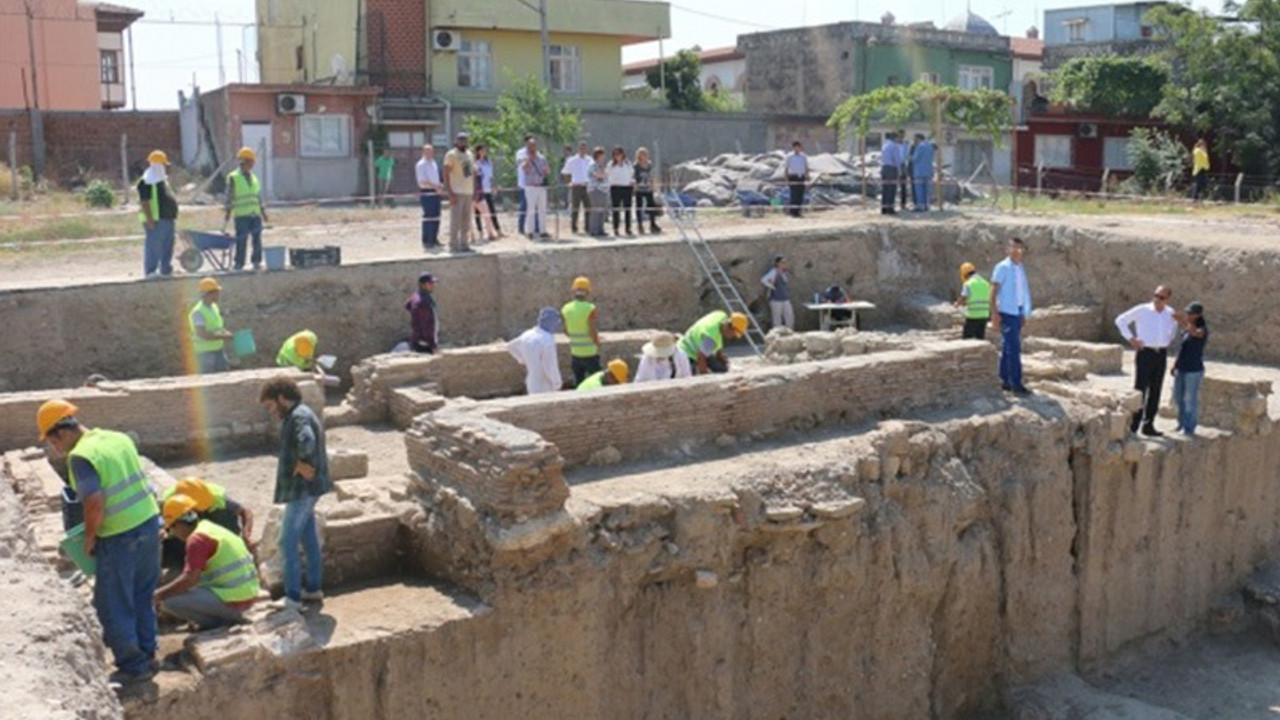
[294,333,315,359]
[236,146,257,161]
[607,358,629,384]
[162,493,200,530]
[959,262,976,281]
[173,478,215,512]
[198,277,222,293]
[729,312,749,335]
[147,150,169,165]
[572,276,591,293]
[36,399,78,441]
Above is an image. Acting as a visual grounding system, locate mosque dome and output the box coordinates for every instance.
[945,10,1000,36]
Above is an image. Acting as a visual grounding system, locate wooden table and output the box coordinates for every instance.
[804,301,877,331]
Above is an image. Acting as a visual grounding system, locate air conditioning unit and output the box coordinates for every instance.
[277,93,306,115]
[1078,122,1099,139]
[432,29,461,51]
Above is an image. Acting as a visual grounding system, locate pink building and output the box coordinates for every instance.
[0,0,143,111]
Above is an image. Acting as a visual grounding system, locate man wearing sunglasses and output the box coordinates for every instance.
[1114,285,1180,437]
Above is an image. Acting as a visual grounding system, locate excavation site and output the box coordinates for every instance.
[4,218,1280,720]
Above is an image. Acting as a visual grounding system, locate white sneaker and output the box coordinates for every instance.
[268,597,304,612]
[300,590,324,602]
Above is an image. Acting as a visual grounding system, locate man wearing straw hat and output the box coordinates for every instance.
[635,331,692,383]
[189,277,234,374]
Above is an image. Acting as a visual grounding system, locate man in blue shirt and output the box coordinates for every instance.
[880,132,902,215]
[911,134,936,212]
[990,237,1032,395]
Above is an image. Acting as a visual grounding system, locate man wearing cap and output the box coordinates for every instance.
[442,132,476,254]
[1171,302,1209,436]
[635,331,693,382]
[137,149,178,278]
[189,277,234,374]
[954,262,991,339]
[679,310,748,375]
[761,255,794,330]
[576,358,629,391]
[154,493,260,631]
[223,146,268,271]
[1115,285,1180,437]
[406,272,439,354]
[507,308,564,395]
[35,400,161,686]
[561,277,602,385]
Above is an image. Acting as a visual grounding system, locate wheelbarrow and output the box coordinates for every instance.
[178,230,236,273]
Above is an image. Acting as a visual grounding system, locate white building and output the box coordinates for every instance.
[622,46,746,102]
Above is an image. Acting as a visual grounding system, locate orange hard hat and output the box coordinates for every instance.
[36,399,78,441]
[173,478,216,512]
[162,493,200,529]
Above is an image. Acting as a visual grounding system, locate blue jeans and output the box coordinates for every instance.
[93,515,160,675]
[419,191,441,246]
[913,178,931,210]
[143,218,175,275]
[517,190,528,235]
[233,215,263,269]
[280,495,323,601]
[196,350,228,374]
[1173,370,1204,433]
[999,312,1024,389]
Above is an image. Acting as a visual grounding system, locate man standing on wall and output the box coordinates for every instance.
[138,149,178,277]
[562,142,592,234]
[880,132,901,215]
[1115,285,1180,437]
[223,147,268,271]
[990,238,1031,395]
[1171,301,1209,436]
[406,272,439,354]
[442,132,476,254]
[36,400,161,687]
[416,144,443,251]
[189,277,233,374]
[784,141,809,218]
[260,377,331,609]
[561,276,601,386]
[954,262,991,339]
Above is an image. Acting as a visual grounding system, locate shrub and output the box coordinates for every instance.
[84,179,116,208]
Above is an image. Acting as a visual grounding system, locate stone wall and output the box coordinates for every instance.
[0,109,182,185]
[0,369,323,459]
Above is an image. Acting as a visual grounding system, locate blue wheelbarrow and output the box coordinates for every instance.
[178,230,235,273]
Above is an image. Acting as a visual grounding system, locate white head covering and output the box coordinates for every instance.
[142,162,167,185]
[642,331,677,359]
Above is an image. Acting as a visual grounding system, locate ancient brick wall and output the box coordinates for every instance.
[0,109,181,185]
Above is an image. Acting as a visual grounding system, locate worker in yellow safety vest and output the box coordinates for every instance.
[954,262,992,340]
[679,311,748,375]
[277,330,318,372]
[137,149,178,277]
[160,477,256,575]
[189,277,233,374]
[222,146,268,271]
[154,493,260,631]
[36,399,162,687]
[576,358,629,391]
[561,276,602,386]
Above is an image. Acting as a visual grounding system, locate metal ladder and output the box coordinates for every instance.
[661,194,767,355]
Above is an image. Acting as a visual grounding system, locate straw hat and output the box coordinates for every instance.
[642,331,677,359]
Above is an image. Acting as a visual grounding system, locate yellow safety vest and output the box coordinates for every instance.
[576,371,606,391]
[964,275,991,320]
[276,330,317,370]
[189,301,225,354]
[192,520,260,603]
[68,428,159,537]
[227,171,262,218]
[679,311,727,359]
[561,300,598,358]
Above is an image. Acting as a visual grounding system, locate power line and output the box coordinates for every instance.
[668,4,779,30]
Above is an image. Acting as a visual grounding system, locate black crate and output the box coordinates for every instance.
[289,246,342,269]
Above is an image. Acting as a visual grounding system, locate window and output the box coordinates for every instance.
[1103,136,1134,171]
[886,74,900,87]
[457,40,493,90]
[548,44,581,93]
[100,50,120,84]
[918,72,940,85]
[1065,19,1087,42]
[387,130,427,149]
[1034,135,1073,169]
[957,65,994,91]
[299,115,352,158]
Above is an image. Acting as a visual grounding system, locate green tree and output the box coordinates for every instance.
[1147,0,1280,177]
[1123,127,1188,194]
[1049,55,1168,118]
[466,74,582,188]
[647,48,705,111]
[826,82,1014,145]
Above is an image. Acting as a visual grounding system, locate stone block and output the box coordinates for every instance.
[328,448,369,481]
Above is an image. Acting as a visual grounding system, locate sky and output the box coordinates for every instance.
[123,0,1191,110]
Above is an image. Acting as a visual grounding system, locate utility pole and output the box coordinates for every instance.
[24,0,45,179]
[539,0,550,89]
[128,25,137,110]
[216,13,226,87]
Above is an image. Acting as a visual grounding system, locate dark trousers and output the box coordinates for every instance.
[570,185,589,232]
[419,191,441,247]
[474,192,501,233]
[901,164,913,209]
[517,190,528,235]
[880,166,899,213]
[705,353,729,374]
[1192,172,1208,201]
[998,312,1023,389]
[1132,347,1168,430]
[635,190,658,230]
[787,175,805,217]
[962,317,988,340]
[233,215,263,269]
[610,186,633,234]
[571,355,601,386]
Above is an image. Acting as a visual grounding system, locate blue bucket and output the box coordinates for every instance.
[263,246,287,271]
[231,328,257,357]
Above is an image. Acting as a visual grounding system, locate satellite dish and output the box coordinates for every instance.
[330,53,349,83]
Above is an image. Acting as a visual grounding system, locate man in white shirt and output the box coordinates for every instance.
[415,144,442,250]
[520,138,551,239]
[990,237,1032,395]
[514,134,532,235]
[1114,285,1180,437]
[507,308,563,395]
[562,142,592,234]
[783,141,809,218]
